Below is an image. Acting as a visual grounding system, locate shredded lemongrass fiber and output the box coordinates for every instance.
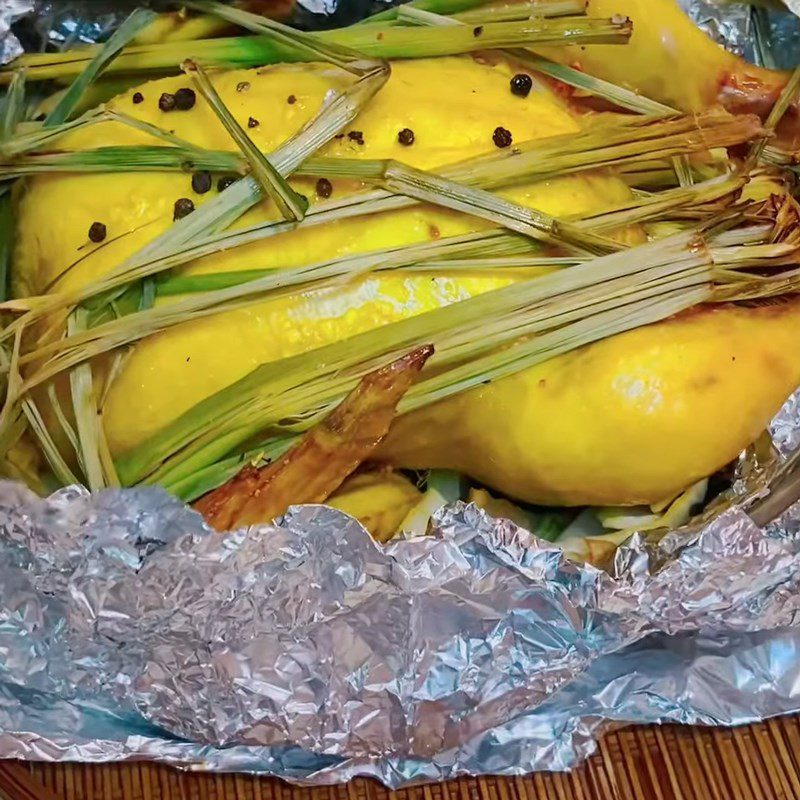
[0,109,759,333]
[116,213,799,486]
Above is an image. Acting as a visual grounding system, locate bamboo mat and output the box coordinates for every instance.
[0,718,797,800]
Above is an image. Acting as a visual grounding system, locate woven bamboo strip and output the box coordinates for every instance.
[7,718,800,800]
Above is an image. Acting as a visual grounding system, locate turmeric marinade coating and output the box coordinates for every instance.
[6,0,800,538]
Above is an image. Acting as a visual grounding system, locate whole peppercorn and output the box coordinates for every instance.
[247,116,259,128]
[158,92,176,112]
[397,127,415,146]
[132,91,144,104]
[191,171,212,194]
[315,178,333,199]
[473,25,483,37]
[287,94,297,104]
[217,175,237,192]
[510,73,533,98]
[173,197,195,220]
[493,126,512,148]
[174,87,196,110]
[88,222,107,243]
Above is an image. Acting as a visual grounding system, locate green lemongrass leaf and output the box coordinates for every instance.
[156,268,280,296]
[45,8,157,128]
[672,155,694,188]
[1,107,106,157]
[185,59,308,221]
[1,69,26,141]
[67,309,106,490]
[0,191,13,302]
[455,1,588,22]
[377,159,621,254]
[105,109,217,150]
[3,16,633,84]
[46,382,81,460]
[508,53,674,116]
[21,398,80,486]
[747,64,800,169]
[188,0,370,74]
[166,437,293,500]
[0,145,244,178]
[364,0,494,24]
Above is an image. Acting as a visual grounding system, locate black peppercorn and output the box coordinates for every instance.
[217,175,237,192]
[236,81,250,92]
[473,25,483,37]
[397,127,415,146]
[88,222,107,243]
[191,171,212,194]
[173,197,195,220]
[158,92,176,112]
[348,130,365,145]
[174,87,196,110]
[132,91,144,104]
[510,73,533,98]
[493,126,512,148]
[287,94,297,104]
[315,178,333,199]
[247,116,259,128]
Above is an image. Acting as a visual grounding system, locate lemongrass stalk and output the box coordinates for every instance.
[21,399,80,486]
[0,192,12,302]
[45,8,157,128]
[67,309,106,490]
[1,107,105,157]
[573,175,745,232]
[747,64,800,169]
[46,383,81,461]
[187,0,371,75]
[455,1,588,21]
[1,69,25,141]
[1,17,633,84]
[186,60,308,220]
[0,145,244,178]
[377,159,621,253]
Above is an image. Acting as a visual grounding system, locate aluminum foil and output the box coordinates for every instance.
[0,0,32,64]
[2,0,800,788]
[0,443,800,786]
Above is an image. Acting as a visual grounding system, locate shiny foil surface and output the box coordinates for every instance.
[2,0,800,788]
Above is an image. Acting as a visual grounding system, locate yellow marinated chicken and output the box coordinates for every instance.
[7,8,800,531]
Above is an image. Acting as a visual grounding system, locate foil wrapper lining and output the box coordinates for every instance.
[1,0,800,787]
